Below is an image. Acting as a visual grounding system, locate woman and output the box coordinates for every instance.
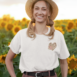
[5,0,70,77]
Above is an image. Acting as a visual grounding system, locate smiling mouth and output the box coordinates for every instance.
[37,16,43,19]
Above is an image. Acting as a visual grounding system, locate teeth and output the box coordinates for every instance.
[37,16,42,18]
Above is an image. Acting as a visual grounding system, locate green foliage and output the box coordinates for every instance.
[0,17,77,77]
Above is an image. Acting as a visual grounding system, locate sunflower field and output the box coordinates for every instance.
[0,14,77,77]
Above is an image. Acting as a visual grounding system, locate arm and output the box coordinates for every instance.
[5,49,16,77]
[59,59,68,77]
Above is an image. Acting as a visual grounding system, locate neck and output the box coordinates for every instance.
[34,21,48,34]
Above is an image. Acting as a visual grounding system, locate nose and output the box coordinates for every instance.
[38,9,42,14]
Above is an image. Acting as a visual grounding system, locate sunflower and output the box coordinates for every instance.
[66,21,75,32]
[2,15,8,21]
[12,25,22,35]
[74,21,77,30]
[14,54,17,58]
[55,27,65,34]
[0,54,7,64]
[76,37,77,40]
[0,20,6,29]
[13,20,21,26]
[5,22,14,31]
[67,54,77,74]
[2,14,11,21]
[8,42,10,46]
[21,18,28,27]
[68,69,72,74]
[0,54,18,64]
[22,18,27,22]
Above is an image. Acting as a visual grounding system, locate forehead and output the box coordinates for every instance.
[34,1,47,8]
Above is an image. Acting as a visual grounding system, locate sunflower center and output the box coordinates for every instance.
[14,27,19,32]
[1,22,5,27]
[7,24,13,30]
[76,23,77,27]
[22,18,27,22]
[69,59,77,69]
[67,22,74,29]
[2,56,6,60]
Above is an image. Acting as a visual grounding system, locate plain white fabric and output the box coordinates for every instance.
[8,27,70,73]
[58,32,70,59]
[8,30,21,54]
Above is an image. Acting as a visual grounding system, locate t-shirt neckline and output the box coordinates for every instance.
[35,27,50,36]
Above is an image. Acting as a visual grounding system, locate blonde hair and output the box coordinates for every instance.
[27,0,55,40]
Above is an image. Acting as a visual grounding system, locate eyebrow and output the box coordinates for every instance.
[35,6,46,8]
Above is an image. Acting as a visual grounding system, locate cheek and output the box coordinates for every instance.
[43,11,48,16]
[33,10,38,14]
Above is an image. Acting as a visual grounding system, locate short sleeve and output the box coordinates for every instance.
[8,30,21,54]
[58,33,70,59]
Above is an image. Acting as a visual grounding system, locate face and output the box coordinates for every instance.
[33,1,50,23]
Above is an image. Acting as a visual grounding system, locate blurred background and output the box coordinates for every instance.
[0,0,77,20]
[0,0,77,77]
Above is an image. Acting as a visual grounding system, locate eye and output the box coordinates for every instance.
[35,8,38,10]
[43,9,46,10]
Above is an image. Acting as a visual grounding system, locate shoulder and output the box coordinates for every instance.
[55,29,63,36]
[55,30,65,43]
[19,28,28,34]
[20,28,28,32]
[15,28,28,38]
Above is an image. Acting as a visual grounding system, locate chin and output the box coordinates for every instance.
[36,19,45,23]
[37,21,44,23]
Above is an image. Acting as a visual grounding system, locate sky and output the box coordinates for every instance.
[0,0,77,20]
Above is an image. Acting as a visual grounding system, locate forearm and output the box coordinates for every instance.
[60,60,68,77]
[5,59,16,77]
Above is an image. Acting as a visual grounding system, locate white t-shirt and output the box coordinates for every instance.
[8,27,70,73]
